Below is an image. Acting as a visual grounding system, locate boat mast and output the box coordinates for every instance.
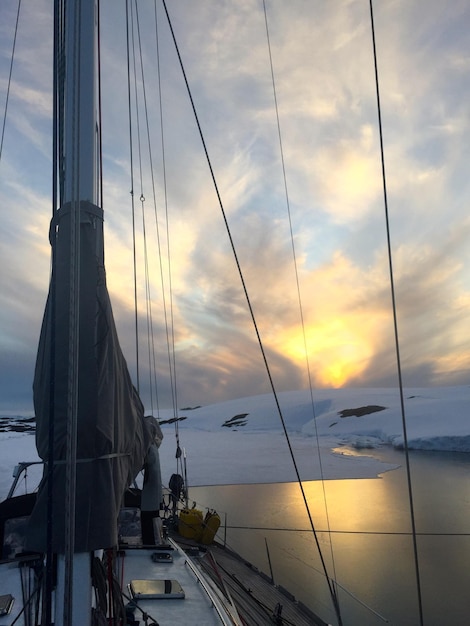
[57,0,99,624]
[63,0,99,206]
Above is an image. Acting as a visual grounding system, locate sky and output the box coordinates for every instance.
[0,0,469,413]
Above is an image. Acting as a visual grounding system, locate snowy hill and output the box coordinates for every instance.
[160,386,470,450]
[1,386,469,493]
[155,386,470,485]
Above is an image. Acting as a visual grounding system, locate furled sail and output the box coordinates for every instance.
[28,200,153,552]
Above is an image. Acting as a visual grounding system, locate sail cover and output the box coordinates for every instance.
[28,201,153,552]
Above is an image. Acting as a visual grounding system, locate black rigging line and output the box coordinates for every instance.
[134,0,176,421]
[369,2,424,625]
[147,2,185,478]
[44,3,62,622]
[152,0,180,428]
[62,0,83,620]
[129,0,147,400]
[97,0,104,210]
[133,0,159,417]
[226,524,470,537]
[125,0,141,391]
[0,0,22,164]
[161,2,342,624]
[261,2,342,623]
[128,1,184,479]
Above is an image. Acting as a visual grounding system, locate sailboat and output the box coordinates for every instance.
[0,1,334,625]
[3,1,469,625]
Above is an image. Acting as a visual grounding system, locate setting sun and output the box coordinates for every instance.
[277,318,373,387]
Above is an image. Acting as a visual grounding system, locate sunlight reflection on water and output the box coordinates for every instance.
[192,447,470,626]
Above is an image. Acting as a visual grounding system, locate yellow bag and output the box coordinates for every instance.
[200,510,221,545]
[178,507,203,541]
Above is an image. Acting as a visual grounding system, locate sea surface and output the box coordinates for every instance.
[1,420,469,625]
[191,448,470,626]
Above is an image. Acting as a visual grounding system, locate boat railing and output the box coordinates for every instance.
[7,461,44,499]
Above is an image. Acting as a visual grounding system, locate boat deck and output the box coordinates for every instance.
[174,537,330,626]
[0,554,41,626]
[118,540,238,625]
[0,542,236,626]
[0,491,330,625]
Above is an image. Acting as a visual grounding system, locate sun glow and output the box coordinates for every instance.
[278,318,373,387]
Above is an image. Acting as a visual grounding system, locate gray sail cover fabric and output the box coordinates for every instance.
[28,201,154,552]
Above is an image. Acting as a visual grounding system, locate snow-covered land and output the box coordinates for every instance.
[156,385,470,485]
[1,386,469,497]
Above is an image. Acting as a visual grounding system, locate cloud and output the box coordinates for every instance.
[1,1,470,411]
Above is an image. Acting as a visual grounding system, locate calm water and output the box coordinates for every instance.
[191,448,470,626]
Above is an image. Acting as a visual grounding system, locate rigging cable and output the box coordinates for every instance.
[133,0,168,419]
[261,1,342,621]
[0,0,22,165]
[131,3,148,398]
[161,2,342,624]
[125,0,141,391]
[43,1,65,622]
[225,524,470,537]
[134,0,173,426]
[146,0,185,479]
[97,0,104,210]
[63,0,84,621]
[152,0,181,434]
[127,1,185,480]
[369,2,424,625]
[151,2,185,477]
